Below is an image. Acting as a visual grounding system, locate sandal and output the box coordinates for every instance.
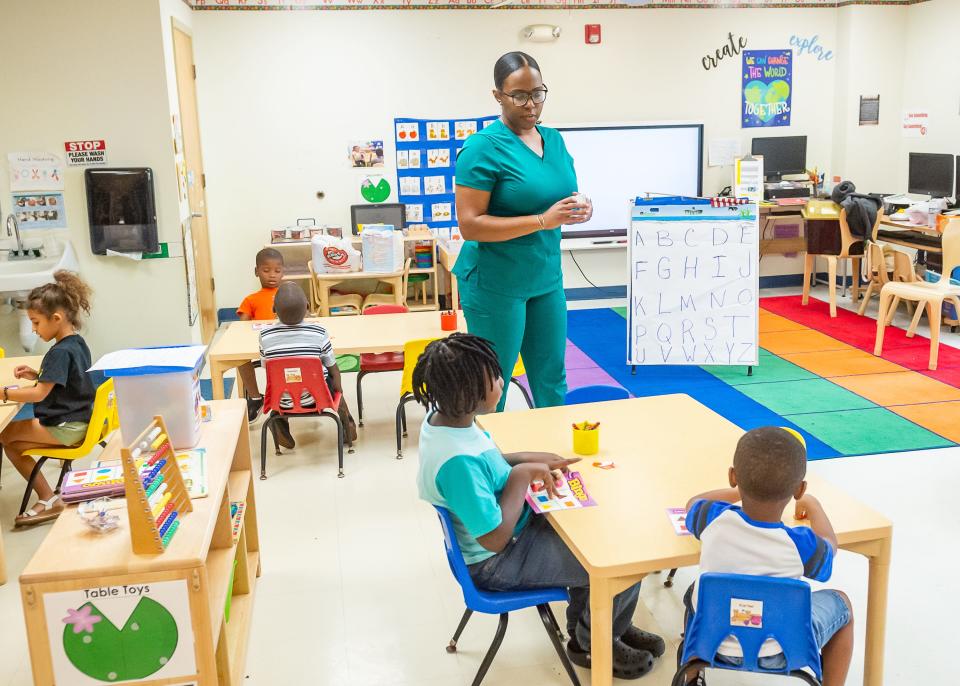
[15,495,64,528]
[566,637,656,680]
[621,625,666,658]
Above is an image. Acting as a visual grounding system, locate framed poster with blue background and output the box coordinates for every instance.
[741,50,792,128]
[394,115,497,231]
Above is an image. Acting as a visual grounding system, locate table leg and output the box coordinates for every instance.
[0,526,7,585]
[211,361,226,401]
[451,272,459,310]
[589,575,615,686]
[863,535,892,686]
[318,282,331,317]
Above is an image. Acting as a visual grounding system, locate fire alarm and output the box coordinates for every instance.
[585,24,601,45]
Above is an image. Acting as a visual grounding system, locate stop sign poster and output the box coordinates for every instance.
[64,140,107,166]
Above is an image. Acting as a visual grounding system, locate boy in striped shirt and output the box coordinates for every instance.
[259,282,342,449]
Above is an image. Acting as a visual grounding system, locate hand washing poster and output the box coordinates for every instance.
[42,580,197,685]
[741,50,792,128]
[627,198,759,367]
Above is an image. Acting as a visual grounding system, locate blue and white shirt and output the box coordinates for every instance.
[686,499,834,657]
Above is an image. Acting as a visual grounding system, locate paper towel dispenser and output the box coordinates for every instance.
[85,168,159,255]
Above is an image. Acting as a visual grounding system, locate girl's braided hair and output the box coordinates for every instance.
[412,333,503,416]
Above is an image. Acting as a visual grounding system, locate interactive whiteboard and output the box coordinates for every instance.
[556,124,704,238]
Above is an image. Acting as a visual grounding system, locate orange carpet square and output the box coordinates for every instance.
[889,401,960,443]
[759,310,809,333]
[781,349,907,377]
[833,372,960,406]
[760,330,855,355]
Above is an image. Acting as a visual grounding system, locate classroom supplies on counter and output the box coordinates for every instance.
[361,225,405,273]
[525,471,597,514]
[61,466,126,503]
[440,310,458,331]
[121,416,193,554]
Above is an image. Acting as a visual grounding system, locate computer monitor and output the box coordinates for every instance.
[350,203,406,235]
[751,136,807,182]
[908,153,954,198]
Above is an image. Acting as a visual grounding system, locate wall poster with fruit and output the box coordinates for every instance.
[394,115,497,231]
[42,580,197,685]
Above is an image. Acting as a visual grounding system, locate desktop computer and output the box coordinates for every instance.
[752,135,812,200]
[908,152,954,199]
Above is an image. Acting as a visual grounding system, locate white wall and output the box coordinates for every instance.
[192,8,843,305]
[0,0,195,358]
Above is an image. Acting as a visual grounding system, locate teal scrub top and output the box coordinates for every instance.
[454,119,578,297]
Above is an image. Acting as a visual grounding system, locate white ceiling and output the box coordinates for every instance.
[184,0,928,9]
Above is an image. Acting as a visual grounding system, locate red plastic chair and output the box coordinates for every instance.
[261,356,349,479]
[356,304,409,426]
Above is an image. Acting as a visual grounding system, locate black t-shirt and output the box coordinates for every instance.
[35,334,95,427]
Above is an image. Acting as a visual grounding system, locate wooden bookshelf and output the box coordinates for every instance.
[20,400,259,686]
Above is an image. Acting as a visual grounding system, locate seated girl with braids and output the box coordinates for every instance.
[414,333,664,680]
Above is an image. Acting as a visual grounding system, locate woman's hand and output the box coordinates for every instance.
[13,366,38,380]
[566,194,593,225]
[542,197,582,229]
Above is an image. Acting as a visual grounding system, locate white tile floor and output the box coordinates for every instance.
[2,285,960,685]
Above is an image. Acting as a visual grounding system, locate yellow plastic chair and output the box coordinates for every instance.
[19,379,120,517]
[394,342,530,459]
[875,219,960,370]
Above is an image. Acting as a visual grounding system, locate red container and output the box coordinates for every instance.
[440,311,458,331]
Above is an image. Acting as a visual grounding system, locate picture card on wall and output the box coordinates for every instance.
[423,176,446,195]
[407,150,422,168]
[396,151,409,169]
[426,122,450,141]
[399,177,421,196]
[427,149,451,168]
[405,204,424,222]
[431,203,452,222]
[12,192,67,229]
[455,121,478,140]
[396,122,419,142]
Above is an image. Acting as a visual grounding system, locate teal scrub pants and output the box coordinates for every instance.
[459,276,568,411]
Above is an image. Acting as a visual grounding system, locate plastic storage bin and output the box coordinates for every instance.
[91,345,207,448]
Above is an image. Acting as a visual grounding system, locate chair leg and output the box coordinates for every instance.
[665,568,678,587]
[401,402,408,437]
[875,291,893,356]
[851,257,861,302]
[446,608,474,653]
[537,604,581,686]
[857,281,876,316]
[801,253,814,305]
[356,370,367,427]
[510,377,534,409]
[907,300,925,337]
[886,296,901,326]
[18,456,49,516]
[928,300,942,370]
[55,461,71,492]
[827,257,838,317]
[395,394,411,459]
[259,415,273,480]
[471,613,509,686]
[326,411,345,478]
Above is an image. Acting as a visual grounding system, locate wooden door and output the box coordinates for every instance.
[172,24,217,343]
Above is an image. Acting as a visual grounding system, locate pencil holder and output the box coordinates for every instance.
[572,426,599,456]
[440,310,458,331]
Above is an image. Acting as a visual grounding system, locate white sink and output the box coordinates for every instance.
[0,240,79,297]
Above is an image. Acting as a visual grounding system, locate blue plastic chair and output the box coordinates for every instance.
[671,573,823,686]
[433,506,581,686]
[565,385,629,406]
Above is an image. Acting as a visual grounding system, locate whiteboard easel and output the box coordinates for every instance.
[627,196,760,371]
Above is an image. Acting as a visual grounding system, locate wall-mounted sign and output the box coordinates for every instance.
[742,50,792,129]
[64,140,107,166]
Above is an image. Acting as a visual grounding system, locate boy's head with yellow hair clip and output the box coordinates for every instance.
[731,426,808,504]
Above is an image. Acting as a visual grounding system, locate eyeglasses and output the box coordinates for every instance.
[499,86,548,107]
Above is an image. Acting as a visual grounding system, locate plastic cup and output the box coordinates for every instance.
[572,426,599,456]
[440,310,458,331]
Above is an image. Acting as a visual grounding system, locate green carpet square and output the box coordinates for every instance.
[786,407,955,455]
[702,351,818,386]
[736,378,876,414]
[612,306,627,319]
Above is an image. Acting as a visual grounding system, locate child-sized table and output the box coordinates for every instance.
[478,394,893,686]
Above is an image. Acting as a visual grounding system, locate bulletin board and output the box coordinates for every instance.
[627,197,759,367]
[394,115,497,231]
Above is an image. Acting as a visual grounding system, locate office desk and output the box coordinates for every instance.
[876,217,942,254]
[760,202,808,256]
[479,395,892,686]
[208,310,467,400]
[0,355,44,586]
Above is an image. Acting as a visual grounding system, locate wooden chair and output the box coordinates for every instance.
[363,258,411,312]
[858,210,919,318]
[875,219,960,370]
[307,260,363,316]
[802,206,863,317]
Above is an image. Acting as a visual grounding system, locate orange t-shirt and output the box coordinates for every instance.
[237,287,278,321]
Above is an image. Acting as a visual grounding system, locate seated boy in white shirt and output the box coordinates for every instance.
[682,426,853,686]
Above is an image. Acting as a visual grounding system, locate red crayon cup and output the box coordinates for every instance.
[440,310,458,332]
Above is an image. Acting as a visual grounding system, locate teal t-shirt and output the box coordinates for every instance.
[454,119,578,297]
[416,417,531,564]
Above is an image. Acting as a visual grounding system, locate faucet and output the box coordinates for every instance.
[5,214,29,259]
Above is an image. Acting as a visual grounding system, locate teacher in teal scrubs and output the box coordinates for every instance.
[455,52,592,411]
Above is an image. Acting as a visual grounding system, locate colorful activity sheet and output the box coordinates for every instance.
[394,114,497,231]
[667,507,691,536]
[42,580,197,685]
[525,471,597,514]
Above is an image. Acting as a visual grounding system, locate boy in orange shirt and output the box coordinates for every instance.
[238,248,284,420]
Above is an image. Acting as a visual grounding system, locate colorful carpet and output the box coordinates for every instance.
[564,296,960,460]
